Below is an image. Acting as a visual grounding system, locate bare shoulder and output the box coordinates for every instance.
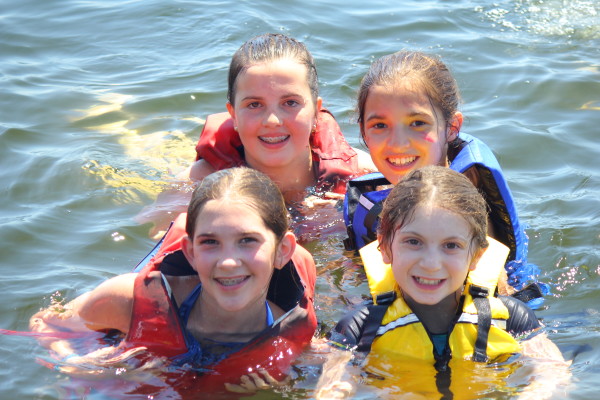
[76,273,138,333]
[189,158,217,181]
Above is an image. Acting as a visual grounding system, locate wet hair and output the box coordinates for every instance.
[378,166,489,260]
[186,167,289,241]
[227,33,319,106]
[357,50,461,142]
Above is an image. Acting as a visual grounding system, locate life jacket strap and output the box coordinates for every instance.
[469,285,491,362]
[362,197,384,245]
[356,291,396,353]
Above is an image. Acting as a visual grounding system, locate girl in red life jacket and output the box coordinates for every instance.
[189,33,375,202]
[30,167,318,396]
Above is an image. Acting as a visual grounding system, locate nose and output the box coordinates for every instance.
[418,247,443,272]
[263,106,282,127]
[387,126,410,149]
[217,247,242,268]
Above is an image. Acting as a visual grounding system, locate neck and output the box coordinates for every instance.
[191,294,269,343]
[247,153,316,202]
[405,290,462,335]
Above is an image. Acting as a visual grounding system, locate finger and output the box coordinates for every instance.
[239,374,257,391]
[101,346,148,365]
[258,369,287,386]
[248,372,269,390]
[224,383,250,394]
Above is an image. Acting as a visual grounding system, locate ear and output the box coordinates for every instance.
[274,232,297,270]
[447,111,463,142]
[181,235,195,266]
[226,102,236,123]
[468,248,485,271]
[316,96,323,112]
[377,234,393,264]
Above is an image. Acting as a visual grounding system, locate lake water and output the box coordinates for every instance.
[1,0,598,398]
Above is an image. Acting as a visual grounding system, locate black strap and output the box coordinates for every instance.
[356,291,396,353]
[362,199,384,243]
[511,282,544,303]
[469,285,491,362]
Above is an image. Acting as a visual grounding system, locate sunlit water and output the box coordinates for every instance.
[1,0,598,398]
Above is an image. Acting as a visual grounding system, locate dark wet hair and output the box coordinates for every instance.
[227,33,319,105]
[186,167,289,241]
[357,50,462,142]
[378,166,488,259]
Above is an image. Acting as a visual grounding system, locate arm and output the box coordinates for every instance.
[30,273,136,358]
[314,347,355,400]
[501,296,571,399]
[517,332,571,400]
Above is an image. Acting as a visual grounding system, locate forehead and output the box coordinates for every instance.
[398,204,471,237]
[195,198,265,226]
[366,81,433,112]
[237,59,309,86]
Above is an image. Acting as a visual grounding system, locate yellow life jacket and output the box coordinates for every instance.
[359,237,521,364]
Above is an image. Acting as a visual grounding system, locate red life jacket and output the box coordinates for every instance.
[127,213,317,393]
[194,109,360,193]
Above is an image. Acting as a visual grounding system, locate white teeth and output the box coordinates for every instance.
[217,277,247,286]
[388,156,416,166]
[260,135,288,144]
[415,277,442,285]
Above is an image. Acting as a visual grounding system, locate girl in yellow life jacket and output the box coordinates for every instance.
[315,166,570,400]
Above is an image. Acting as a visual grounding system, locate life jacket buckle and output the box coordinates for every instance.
[469,284,489,298]
[374,291,396,306]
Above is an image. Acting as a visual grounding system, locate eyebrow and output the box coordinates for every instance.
[365,111,432,122]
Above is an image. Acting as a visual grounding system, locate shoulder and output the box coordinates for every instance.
[354,147,377,175]
[500,295,541,335]
[329,303,372,349]
[189,158,217,181]
[76,273,138,333]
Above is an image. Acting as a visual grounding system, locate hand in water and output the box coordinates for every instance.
[224,369,291,393]
[44,344,167,380]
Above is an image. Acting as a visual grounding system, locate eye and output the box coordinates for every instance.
[240,236,259,245]
[284,99,300,107]
[247,101,261,109]
[409,120,428,129]
[405,238,421,246]
[444,241,463,250]
[198,238,218,246]
[367,121,387,131]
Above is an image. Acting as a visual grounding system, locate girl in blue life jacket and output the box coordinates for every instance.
[318,166,570,400]
[29,167,318,396]
[343,50,544,298]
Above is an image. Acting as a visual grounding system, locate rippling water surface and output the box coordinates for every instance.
[1,0,599,398]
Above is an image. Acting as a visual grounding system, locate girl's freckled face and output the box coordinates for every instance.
[363,83,449,185]
[385,204,476,307]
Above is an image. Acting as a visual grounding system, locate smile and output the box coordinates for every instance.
[387,156,417,166]
[259,135,289,144]
[215,276,249,287]
[414,276,444,286]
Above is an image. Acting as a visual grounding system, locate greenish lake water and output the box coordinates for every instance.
[1,0,598,398]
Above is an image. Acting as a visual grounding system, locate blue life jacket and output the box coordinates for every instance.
[343,133,544,294]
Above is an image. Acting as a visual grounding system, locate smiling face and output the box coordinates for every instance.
[362,82,460,185]
[182,198,292,315]
[226,58,321,174]
[381,204,480,308]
